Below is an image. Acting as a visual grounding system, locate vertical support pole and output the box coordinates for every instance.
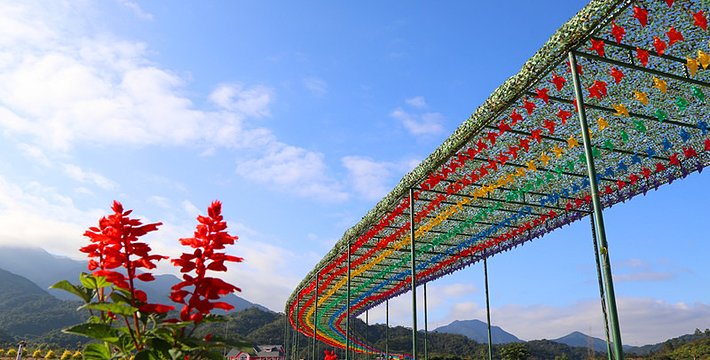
[409,188,418,360]
[423,283,428,360]
[284,312,290,360]
[365,310,370,360]
[346,243,352,360]
[569,51,624,360]
[295,301,301,360]
[484,258,493,360]
[590,215,613,359]
[386,299,390,360]
[313,272,320,360]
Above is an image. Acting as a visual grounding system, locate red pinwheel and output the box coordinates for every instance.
[694,11,708,31]
[535,88,550,104]
[636,47,650,67]
[655,162,666,173]
[497,152,509,165]
[519,137,530,152]
[551,72,566,91]
[588,80,608,99]
[488,158,498,171]
[633,6,648,27]
[487,131,499,145]
[705,138,710,151]
[530,128,543,143]
[543,119,556,135]
[589,38,605,56]
[611,21,625,43]
[683,147,698,159]
[508,145,520,159]
[498,120,511,134]
[669,153,680,166]
[523,98,536,115]
[666,26,684,46]
[641,167,652,179]
[629,173,639,185]
[665,0,673,6]
[610,67,624,83]
[511,108,523,125]
[557,109,572,124]
[653,36,667,55]
[476,139,487,151]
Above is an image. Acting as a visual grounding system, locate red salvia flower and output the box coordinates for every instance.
[171,201,243,323]
[551,72,566,91]
[611,21,625,43]
[694,11,708,31]
[653,36,667,55]
[82,201,171,312]
[610,67,624,84]
[633,6,648,27]
[666,26,684,46]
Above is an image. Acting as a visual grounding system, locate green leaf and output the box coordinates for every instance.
[66,323,119,342]
[50,280,92,303]
[82,344,111,360]
[135,350,161,360]
[82,303,138,316]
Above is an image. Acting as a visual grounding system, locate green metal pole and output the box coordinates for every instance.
[284,312,289,360]
[366,310,369,360]
[386,299,389,360]
[423,283,428,360]
[346,243,352,360]
[295,301,300,360]
[568,51,624,360]
[484,258,493,360]
[409,188,418,360]
[313,272,320,360]
[590,214,614,359]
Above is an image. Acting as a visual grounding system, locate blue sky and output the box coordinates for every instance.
[0,0,708,346]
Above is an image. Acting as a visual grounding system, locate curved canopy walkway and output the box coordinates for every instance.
[286,0,710,359]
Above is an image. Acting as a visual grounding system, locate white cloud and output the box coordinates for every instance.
[236,144,348,202]
[405,96,427,109]
[438,298,710,346]
[62,163,117,190]
[117,0,154,21]
[342,156,417,201]
[17,143,51,167]
[390,107,445,136]
[209,83,272,118]
[303,77,328,97]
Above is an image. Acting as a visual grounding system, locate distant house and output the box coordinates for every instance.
[227,345,285,360]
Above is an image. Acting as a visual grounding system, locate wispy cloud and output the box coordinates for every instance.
[117,0,154,21]
[405,96,427,109]
[303,77,328,97]
[209,83,273,118]
[390,107,445,136]
[342,156,417,201]
[62,163,117,190]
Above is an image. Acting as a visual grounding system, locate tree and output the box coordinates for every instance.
[553,354,569,360]
[499,343,530,360]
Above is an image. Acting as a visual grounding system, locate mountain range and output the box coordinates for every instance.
[0,246,270,312]
[433,319,521,344]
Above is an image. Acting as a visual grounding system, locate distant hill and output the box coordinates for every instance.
[433,319,521,344]
[552,331,645,354]
[0,246,271,313]
[0,268,85,341]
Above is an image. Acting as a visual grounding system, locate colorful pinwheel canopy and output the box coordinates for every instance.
[287,0,710,356]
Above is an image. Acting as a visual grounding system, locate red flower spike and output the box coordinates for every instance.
[511,108,523,125]
[633,6,648,27]
[171,200,243,323]
[535,88,550,104]
[589,38,605,57]
[636,47,650,67]
[551,72,566,91]
[610,67,624,84]
[523,98,536,115]
[543,119,556,135]
[611,21,626,43]
[694,11,708,31]
[653,37,667,55]
[82,201,170,312]
[557,109,572,124]
[666,26,684,46]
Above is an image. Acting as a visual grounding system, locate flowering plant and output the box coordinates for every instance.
[52,200,243,360]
